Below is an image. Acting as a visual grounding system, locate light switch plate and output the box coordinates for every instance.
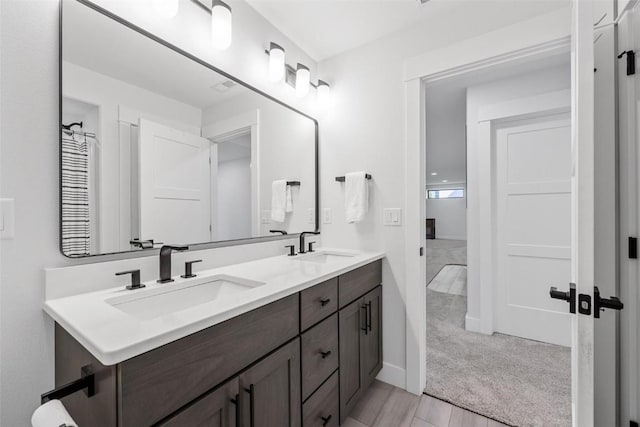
[383,208,402,226]
[322,208,333,224]
[0,198,15,239]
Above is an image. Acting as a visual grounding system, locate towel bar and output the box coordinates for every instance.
[335,174,372,182]
[41,365,95,404]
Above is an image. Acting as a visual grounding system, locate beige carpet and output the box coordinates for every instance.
[425,288,572,426]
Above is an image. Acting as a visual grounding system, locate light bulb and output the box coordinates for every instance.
[211,1,232,50]
[269,42,286,82]
[317,80,331,106]
[296,64,310,98]
[153,0,179,19]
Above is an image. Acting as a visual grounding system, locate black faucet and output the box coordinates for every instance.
[158,245,189,283]
[269,230,288,235]
[299,231,320,254]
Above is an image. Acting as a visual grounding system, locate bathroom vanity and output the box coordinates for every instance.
[46,253,383,427]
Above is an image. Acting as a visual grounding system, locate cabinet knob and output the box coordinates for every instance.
[321,414,332,426]
[320,298,331,307]
[320,350,332,359]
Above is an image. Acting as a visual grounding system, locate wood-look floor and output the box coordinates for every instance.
[343,380,509,427]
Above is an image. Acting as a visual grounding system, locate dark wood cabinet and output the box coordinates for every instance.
[54,260,383,427]
[158,378,239,427]
[239,339,301,427]
[338,298,365,423]
[362,286,383,388]
[339,286,383,423]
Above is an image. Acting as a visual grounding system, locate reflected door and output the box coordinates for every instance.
[139,118,211,245]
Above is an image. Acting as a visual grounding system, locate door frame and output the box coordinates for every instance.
[202,109,260,238]
[402,22,571,395]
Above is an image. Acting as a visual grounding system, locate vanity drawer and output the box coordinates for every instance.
[300,277,338,331]
[118,294,299,427]
[301,313,339,401]
[302,371,339,427]
[338,260,382,308]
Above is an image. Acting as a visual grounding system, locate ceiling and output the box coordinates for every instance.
[246,0,567,61]
[63,0,248,110]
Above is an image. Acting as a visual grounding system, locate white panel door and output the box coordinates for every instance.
[138,118,211,245]
[495,114,572,347]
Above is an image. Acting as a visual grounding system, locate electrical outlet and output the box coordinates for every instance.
[0,199,15,239]
[383,208,402,226]
[307,208,315,224]
[323,208,333,224]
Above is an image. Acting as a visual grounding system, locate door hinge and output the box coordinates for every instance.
[630,237,638,259]
[419,247,424,256]
[618,50,636,75]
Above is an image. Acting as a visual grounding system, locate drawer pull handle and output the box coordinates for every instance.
[321,414,333,426]
[361,305,368,334]
[320,298,331,306]
[230,394,240,427]
[320,350,332,359]
[244,385,255,427]
[367,301,372,332]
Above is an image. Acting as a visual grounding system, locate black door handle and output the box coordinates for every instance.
[594,286,624,318]
[549,283,576,314]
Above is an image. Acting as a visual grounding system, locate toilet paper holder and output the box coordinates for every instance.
[41,365,95,404]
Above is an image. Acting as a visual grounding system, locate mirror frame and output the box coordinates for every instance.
[59,0,320,258]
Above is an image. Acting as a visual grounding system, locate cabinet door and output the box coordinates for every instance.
[362,286,383,387]
[158,378,239,427]
[240,339,301,427]
[339,297,365,423]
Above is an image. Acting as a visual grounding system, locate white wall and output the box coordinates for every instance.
[203,91,316,235]
[0,0,318,424]
[217,145,252,240]
[425,185,467,240]
[465,65,571,332]
[317,4,569,386]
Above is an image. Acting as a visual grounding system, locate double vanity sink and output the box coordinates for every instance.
[44,248,384,427]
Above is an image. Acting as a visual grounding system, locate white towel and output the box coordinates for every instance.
[345,171,369,223]
[271,180,293,222]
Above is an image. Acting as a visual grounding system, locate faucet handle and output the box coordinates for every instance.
[308,242,316,252]
[116,269,144,291]
[181,260,202,279]
[285,245,297,256]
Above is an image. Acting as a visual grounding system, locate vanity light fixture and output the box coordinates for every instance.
[269,42,286,82]
[211,0,232,50]
[153,0,179,19]
[317,80,331,105]
[296,63,311,97]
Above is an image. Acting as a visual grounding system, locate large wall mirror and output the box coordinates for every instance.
[60,0,318,258]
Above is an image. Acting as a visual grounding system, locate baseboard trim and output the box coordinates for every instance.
[376,362,406,389]
[465,314,482,333]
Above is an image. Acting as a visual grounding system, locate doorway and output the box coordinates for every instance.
[423,59,573,426]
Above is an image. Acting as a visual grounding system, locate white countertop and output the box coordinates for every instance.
[43,248,385,366]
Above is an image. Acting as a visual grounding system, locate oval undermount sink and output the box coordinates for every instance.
[106,274,265,320]
[294,250,356,264]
